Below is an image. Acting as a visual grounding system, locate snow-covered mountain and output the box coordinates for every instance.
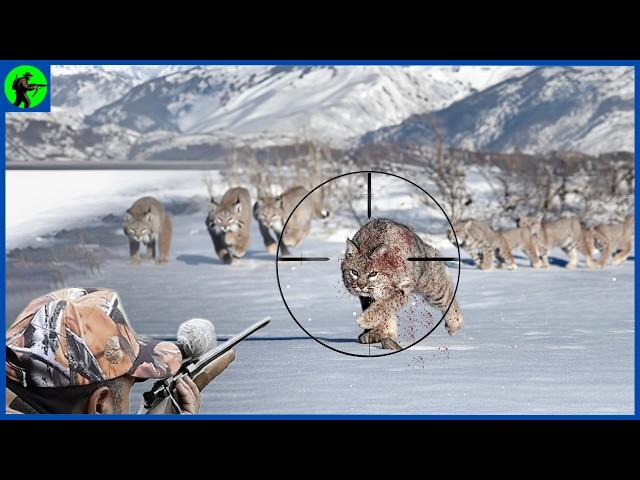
[52,65,192,115]
[6,65,633,163]
[361,66,634,155]
[85,65,532,144]
[5,114,140,163]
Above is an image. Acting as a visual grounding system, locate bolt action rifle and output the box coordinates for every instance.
[139,317,270,414]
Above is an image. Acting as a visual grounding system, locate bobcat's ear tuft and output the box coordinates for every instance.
[234,197,242,214]
[124,211,132,221]
[345,238,359,257]
[210,197,218,206]
[371,243,389,257]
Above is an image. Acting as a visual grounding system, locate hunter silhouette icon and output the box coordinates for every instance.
[11,71,47,108]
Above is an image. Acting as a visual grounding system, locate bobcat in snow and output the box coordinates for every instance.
[123,196,172,264]
[253,186,329,256]
[583,214,634,268]
[448,219,516,270]
[519,215,586,269]
[206,187,252,264]
[342,218,463,350]
[499,225,543,268]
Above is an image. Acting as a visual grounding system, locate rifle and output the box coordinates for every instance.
[29,84,48,97]
[139,317,270,414]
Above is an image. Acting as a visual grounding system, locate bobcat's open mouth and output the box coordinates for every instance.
[351,287,372,297]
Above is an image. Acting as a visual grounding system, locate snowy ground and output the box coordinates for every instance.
[5,171,635,414]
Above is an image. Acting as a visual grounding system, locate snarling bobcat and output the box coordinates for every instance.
[123,196,172,264]
[253,186,329,256]
[448,219,516,270]
[206,187,252,264]
[499,225,542,268]
[584,214,634,268]
[342,218,463,350]
[519,215,586,269]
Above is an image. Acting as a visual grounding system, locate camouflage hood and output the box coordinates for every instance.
[6,288,183,389]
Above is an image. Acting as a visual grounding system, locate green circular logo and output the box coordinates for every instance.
[4,65,48,108]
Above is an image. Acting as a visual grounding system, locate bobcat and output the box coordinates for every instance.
[123,196,172,264]
[205,187,252,264]
[253,186,329,256]
[499,226,543,268]
[584,214,634,268]
[519,215,585,269]
[448,219,516,270]
[342,218,463,350]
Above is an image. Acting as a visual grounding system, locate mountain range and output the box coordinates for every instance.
[361,66,634,154]
[5,65,633,163]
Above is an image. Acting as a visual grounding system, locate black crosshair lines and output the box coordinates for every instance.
[278,171,456,356]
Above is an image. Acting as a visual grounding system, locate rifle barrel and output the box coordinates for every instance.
[188,317,270,378]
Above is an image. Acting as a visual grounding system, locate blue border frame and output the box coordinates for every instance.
[1,59,637,420]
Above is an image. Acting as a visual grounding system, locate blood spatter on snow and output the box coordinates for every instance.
[398,298,435,344]
[410,355,425,369]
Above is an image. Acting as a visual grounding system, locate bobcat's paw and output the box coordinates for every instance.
[507,263,517,271]
[156,257,169,265]
[358,329,381,344]
[130,256,141,265]
[445,312,464,336]
[381,338,402,351]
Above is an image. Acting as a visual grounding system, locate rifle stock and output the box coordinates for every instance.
[193,349,236,391]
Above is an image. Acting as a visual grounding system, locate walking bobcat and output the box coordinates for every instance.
[342,218,463,350]
[253,186,329,256]
[448,219,516,270]
[499,226,543,268]
[206,187,252,264]
[584,214,634,268]
[520,215,585,269]
[123,196,172,264]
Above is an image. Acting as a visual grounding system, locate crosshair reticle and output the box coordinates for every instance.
[276,170,461,357]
